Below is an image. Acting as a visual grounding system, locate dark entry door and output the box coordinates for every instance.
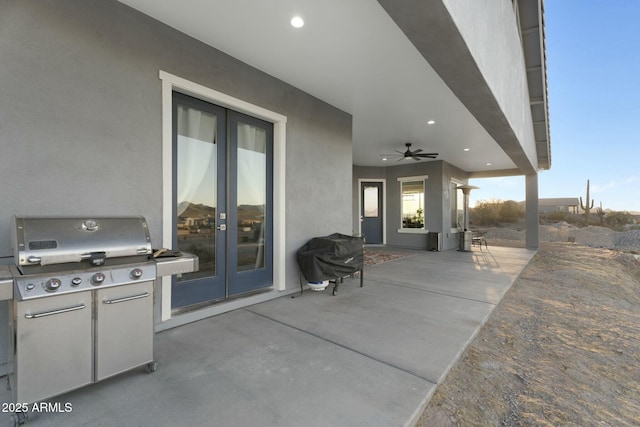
[361,181,383,244]
[171,93,273,309]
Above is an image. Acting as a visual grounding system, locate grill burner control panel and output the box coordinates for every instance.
[13,263,157,301]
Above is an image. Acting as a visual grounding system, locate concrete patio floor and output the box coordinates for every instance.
[0,246,534,427]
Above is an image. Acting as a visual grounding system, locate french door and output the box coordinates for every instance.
[171,92,273,309]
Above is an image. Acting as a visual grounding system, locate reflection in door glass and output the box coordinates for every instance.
[236,122,267,272]
[176,104,218,280]
[363,186,379,217]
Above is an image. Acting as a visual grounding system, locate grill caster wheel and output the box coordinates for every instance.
[11,412,28,426]
[145,361,158,373]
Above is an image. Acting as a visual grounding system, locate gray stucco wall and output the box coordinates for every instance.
[441,162,469,250]
[0,0,352,264]
[0,0,352,367]
[442,0,538,168]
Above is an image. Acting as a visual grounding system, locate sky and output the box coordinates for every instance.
[469,1,640,212]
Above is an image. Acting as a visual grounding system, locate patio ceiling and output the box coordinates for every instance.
[118,0,531,173]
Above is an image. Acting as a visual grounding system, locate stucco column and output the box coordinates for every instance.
[525,174,539,249]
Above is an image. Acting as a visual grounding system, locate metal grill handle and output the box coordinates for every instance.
[25,303,87,319]
[103,292,150,305]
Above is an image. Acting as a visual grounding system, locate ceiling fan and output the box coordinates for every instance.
[381,143,439,162]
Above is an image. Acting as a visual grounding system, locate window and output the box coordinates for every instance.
[398,176,427,230]
[451,181,464,229]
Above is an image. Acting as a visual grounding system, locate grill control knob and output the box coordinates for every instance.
[92,272,106,285]
[130,268,144,280]
[45,278,62,292]
[71,277,83,287]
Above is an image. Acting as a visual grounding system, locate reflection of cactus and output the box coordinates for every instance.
[596,201,605,225]
[579,179,594,225]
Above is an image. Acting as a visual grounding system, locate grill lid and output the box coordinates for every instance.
[13,216,152,267]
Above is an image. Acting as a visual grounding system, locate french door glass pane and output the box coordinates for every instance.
[236,122,267,272]
[176,105,218,281]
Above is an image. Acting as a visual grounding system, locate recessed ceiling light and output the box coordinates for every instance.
[463,148,470,152]
[427,120,435,125]
[486,162,492,166]
[382,158,388,161]
[291,16,304,28]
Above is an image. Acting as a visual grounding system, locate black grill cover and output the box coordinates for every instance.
[296,233,364,281]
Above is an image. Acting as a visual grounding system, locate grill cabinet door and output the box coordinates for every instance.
[95,281,154,381]
[14,292,93,403]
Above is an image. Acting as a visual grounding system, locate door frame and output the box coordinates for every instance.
[160,71,287,322]
[358,178,386,245]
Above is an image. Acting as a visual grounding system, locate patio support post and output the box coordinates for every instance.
[525,173,539,249]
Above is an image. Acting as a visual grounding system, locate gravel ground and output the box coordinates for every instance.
[417,240,640,426]
[480,223,640,253]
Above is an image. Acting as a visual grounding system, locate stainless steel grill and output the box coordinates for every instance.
[5,215,197,426]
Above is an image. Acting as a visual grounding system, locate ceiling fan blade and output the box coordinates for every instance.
[380,144,437,161]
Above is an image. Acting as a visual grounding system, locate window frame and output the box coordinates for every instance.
[397,175,429,234]
[450,179,465,234]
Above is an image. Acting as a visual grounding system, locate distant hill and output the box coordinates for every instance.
[238,204,264,224]
[178,202,215,218]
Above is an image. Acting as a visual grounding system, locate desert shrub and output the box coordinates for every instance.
[470,200,499,226]
[470,199,524,226]
[605,211,635,231]
[499,200,524,223]
[541,212,586,227]
[542,211,568,222]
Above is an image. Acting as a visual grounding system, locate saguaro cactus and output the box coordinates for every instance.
[596,201,605,225]
[579,179,594,225]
